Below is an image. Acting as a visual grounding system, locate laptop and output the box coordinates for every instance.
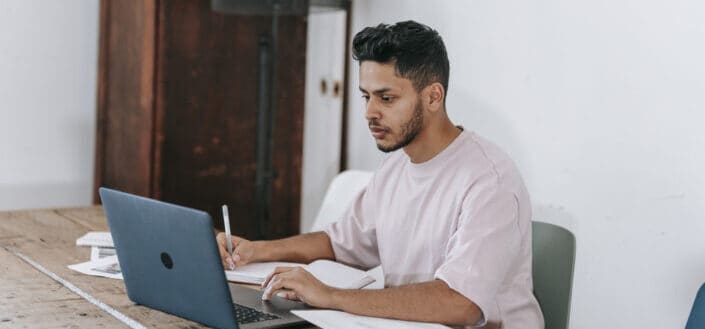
[99,187,309,329]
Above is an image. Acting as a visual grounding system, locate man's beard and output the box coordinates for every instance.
[376,100,424,153]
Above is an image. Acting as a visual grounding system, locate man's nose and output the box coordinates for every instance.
[365,101,381,122]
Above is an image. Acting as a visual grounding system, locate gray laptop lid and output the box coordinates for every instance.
[99,187,239,329]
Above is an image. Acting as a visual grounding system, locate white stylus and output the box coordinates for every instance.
[222,205,232,256]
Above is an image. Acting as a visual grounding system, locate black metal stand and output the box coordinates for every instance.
[253,4,280,240]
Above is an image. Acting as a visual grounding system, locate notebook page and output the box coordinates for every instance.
[225,261,302,284]
[305,260,375,289]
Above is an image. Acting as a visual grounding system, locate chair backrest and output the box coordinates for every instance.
[532,221,576,329]
[686,282,705,329]
[308,170,373,233]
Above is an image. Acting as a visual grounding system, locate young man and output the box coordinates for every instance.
[217,21,543,328]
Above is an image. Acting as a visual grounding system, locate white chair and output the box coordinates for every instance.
[307,170,383,288]
[308,170,373,233]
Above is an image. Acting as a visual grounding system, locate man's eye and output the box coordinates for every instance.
[381,96,394,103]
[361,95,370,102]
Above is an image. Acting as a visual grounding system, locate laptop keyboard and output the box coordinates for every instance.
[233,303,281,324]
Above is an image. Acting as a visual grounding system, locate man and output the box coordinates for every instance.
[217,21,543,328]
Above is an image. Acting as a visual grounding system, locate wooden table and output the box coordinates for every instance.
[0,206,314,328]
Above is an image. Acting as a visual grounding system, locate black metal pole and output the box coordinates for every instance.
[254,2,280,240]
[254,34,271,240]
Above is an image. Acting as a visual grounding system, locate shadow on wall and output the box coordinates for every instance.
[450,91,530,179]
[451,91,577,230]
[533,204,578,234]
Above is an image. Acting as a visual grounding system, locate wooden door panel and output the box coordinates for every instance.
[95,0,157,200]
[155,0,306,239]
[96,0,306,239]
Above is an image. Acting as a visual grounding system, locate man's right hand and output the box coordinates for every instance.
[216,232,257,270]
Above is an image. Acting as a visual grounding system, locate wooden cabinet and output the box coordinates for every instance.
[94,0,307,239]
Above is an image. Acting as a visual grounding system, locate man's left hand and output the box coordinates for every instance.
[260,266,336,308]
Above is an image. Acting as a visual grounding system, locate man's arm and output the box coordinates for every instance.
[256,231,335,263]
[216,231,335,268]
[261,267,483,326]
[331,280,482,325]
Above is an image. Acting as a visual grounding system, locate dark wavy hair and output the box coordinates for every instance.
[352,20,450,96]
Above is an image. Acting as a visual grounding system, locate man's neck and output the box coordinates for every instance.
[403,119,462,164]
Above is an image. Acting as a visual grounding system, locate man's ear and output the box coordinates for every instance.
[424,82,445,113]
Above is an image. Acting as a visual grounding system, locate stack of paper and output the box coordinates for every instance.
[69,231,122,279]
[75,231,114,248]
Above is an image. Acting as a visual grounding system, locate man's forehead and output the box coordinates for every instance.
[358,61,411,93]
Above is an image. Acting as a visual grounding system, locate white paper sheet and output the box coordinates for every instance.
[362,266,384,290]
[68,255,123,280]
[291,310,451,329]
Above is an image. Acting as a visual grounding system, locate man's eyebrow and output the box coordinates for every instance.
[359,87,392,94]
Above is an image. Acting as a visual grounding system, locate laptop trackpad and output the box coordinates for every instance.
[229,283,311,316]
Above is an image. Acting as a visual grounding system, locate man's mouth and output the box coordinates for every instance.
[369,126,388,139]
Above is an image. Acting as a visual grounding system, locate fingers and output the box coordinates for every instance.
[218,233,248,270]
[262,275,295,300]
[261,266,296,290]
[230,236,252,267]
[215,233,234,270]
[276,290,301,301]
[231,240,243,264]
[261,267,304,301]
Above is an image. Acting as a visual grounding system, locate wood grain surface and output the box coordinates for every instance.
[0,207,226,328]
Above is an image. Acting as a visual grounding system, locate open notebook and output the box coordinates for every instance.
[225,260,375,289]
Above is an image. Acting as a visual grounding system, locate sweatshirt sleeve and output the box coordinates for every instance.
[434,177,522,326]
[323,181,381,270]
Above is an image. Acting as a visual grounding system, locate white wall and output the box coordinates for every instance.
[0,0,99,210]
[347,1,705,328]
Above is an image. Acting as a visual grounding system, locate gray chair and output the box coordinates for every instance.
[532,221,576,329]
[686,282,705,329]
